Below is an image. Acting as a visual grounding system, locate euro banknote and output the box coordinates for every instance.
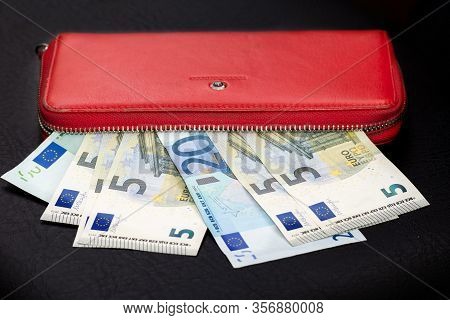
[78,132,207,256]
[40,133,102,225]
[210,131,327,245]
[2,130,428,265]
[1,132,84,202]
[241,131,429,240]
[73,133,123,247]
[157,131,366,267]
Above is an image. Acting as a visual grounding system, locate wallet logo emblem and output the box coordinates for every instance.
[189,75,247,81]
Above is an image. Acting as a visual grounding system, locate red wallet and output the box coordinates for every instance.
[38,30,406,144]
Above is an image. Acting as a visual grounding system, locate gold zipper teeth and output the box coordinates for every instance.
[38,114,400,134]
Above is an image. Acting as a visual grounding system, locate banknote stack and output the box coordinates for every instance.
[2,131,429,267]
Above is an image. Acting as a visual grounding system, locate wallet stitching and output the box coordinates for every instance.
[43,103,394,113]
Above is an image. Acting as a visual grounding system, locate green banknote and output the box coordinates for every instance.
[1,132,84,202]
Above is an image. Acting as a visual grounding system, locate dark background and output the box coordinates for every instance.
[0,0,449,299]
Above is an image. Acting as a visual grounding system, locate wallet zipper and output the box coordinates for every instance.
[38,110,402,135]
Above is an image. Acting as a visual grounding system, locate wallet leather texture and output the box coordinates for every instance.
[38,30,406,144]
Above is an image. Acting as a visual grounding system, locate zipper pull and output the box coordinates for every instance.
[35,43,48,59]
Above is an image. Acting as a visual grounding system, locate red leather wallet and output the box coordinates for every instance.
[38,30,406,144]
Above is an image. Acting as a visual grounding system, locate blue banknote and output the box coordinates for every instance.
[157,131,366,268]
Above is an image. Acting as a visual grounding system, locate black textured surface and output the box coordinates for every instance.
[0,0,449,299]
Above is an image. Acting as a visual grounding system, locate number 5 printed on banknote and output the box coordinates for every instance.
[79,132,206,256]
[241,131,429,239]
[158,131,366,267]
